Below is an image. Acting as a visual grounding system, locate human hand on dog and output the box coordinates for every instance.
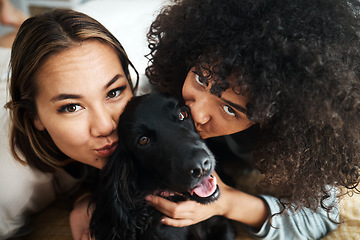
[145,171,270,229]
[145,171,227,227]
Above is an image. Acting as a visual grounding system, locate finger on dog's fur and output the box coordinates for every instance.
[160,216,195,228]
[145,195,181,217]
[146,195,202,220]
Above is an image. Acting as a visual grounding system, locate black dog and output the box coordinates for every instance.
[90,93,235,240]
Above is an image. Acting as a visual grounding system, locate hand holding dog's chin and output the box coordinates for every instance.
[145,194,223,228]
[145,172,229,228]
[146,172,269,230]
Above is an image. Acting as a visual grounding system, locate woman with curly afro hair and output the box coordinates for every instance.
[145,0,360,239]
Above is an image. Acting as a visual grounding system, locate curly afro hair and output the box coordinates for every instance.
[146,0,360,214]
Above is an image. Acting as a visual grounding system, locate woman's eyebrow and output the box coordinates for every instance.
[221,98,247,113]
[51,94,81,102]
[105,74,123,89]
[51,74,124,103]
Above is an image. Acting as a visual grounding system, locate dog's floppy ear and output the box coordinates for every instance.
[90,141,137,240]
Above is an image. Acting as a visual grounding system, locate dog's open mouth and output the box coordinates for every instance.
[155,176,220,204]
[189,175,217,198]
[186,175,220,203]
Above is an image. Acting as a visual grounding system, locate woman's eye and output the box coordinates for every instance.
[107,89,120,99]
[223,105,236,117]
[58,104,83,113]
[107,86,126,99]
[195,74,206,87]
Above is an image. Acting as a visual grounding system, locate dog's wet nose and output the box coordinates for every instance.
[190,158,212,178]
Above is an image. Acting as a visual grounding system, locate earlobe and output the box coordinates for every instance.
[33,117,45,131]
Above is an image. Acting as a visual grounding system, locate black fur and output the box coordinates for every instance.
[89,93,235,240]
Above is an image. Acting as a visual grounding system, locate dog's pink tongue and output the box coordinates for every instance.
[190,176,217,198]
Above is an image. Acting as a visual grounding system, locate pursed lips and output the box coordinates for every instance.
[94,141,118,158]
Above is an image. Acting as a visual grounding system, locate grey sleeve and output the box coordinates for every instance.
[247,187,339,240]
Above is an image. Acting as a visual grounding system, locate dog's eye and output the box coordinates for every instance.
[179,110,189,121]
[138,136,150,145]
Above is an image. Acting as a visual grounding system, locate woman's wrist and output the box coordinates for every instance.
[220,185,270,229]
[214,184,234,216]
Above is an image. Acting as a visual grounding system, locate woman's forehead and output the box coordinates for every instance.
[34,41,124,94]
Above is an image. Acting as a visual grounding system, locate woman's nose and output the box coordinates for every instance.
[90,107,117,137]
[187,99,211,126]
